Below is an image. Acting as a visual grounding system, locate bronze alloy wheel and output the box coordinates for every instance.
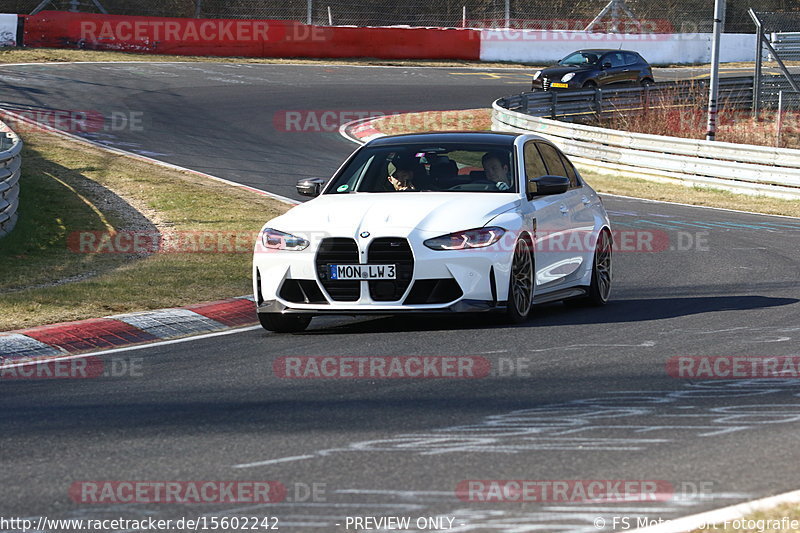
[506,238,534,323]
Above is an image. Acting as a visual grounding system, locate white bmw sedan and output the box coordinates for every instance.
[253,132,611,332]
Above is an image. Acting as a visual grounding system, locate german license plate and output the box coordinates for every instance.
[550,82,569,88]
[330,264,396,280]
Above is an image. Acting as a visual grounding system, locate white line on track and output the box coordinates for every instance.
[0,60,537,70]
[232,455,317,468]
[601,192,800,220]
[630,488,800,533]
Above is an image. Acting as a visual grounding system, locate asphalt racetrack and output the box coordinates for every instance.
[1,62,800,532]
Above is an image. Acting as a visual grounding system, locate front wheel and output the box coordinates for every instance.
[505,239,534,323]
[587,228,613,305]
[566,229,612,307]
[258,313,311,333]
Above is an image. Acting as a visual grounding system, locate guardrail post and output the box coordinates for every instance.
[523,94,530,114]
[594,87,602,117]
[550,92,558,119]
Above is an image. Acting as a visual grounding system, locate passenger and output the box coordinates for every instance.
[481,151,513,190]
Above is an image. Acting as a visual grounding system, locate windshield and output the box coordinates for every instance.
[324,144,517,194]
[558,52,600,66]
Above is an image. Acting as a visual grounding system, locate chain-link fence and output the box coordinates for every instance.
[1,0,798,32]
[752,10,800,117]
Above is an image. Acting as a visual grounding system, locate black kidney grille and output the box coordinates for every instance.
[316,238,360,301]
[367,238,414,301]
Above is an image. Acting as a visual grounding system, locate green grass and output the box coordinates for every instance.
[0,126,288,331]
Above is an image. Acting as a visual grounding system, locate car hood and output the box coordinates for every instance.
[541,65,592,78]
[267,193,520,236]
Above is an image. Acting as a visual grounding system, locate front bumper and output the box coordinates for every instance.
[256,299,505,315]
[253,234,514,316]
[531,78,578,91]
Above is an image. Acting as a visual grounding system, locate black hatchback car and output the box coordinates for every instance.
[531,49,653,91]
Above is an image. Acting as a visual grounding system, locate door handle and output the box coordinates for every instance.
[581,196,591,205]
[559,205,569,215]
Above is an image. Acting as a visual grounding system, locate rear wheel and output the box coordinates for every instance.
[258,313,311,333]
[505,239,534,323]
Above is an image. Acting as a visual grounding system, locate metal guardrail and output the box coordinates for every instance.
[0,125,23,238]
[493,78,800,198]
[769,32,800,61]
[497,77,770,121]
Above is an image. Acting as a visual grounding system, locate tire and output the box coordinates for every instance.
[258,313,311,333]
[566,229,612,307]
[582,80,598,89]
[640,78,654,87]
[505,238,534,324]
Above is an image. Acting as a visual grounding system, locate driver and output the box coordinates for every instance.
[386,157,418,191]
[481,151,513,191]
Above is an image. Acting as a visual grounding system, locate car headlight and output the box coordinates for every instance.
[261,228,309,251]
[561,72,576,82]
[424,227,506,251]
[533,70,542,80]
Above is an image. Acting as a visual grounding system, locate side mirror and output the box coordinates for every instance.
[527,175,570,199]
[296,178,325,197]
[602,62,612,70]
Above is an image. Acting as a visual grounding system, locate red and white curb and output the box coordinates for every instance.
[339,116,386,145]
[0,296,257,361]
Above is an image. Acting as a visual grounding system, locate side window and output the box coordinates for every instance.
[523,141,548,195]
[536,143,567,178]
[557,151,580,188]
[624,52,638,66]
[606,52,625,68]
